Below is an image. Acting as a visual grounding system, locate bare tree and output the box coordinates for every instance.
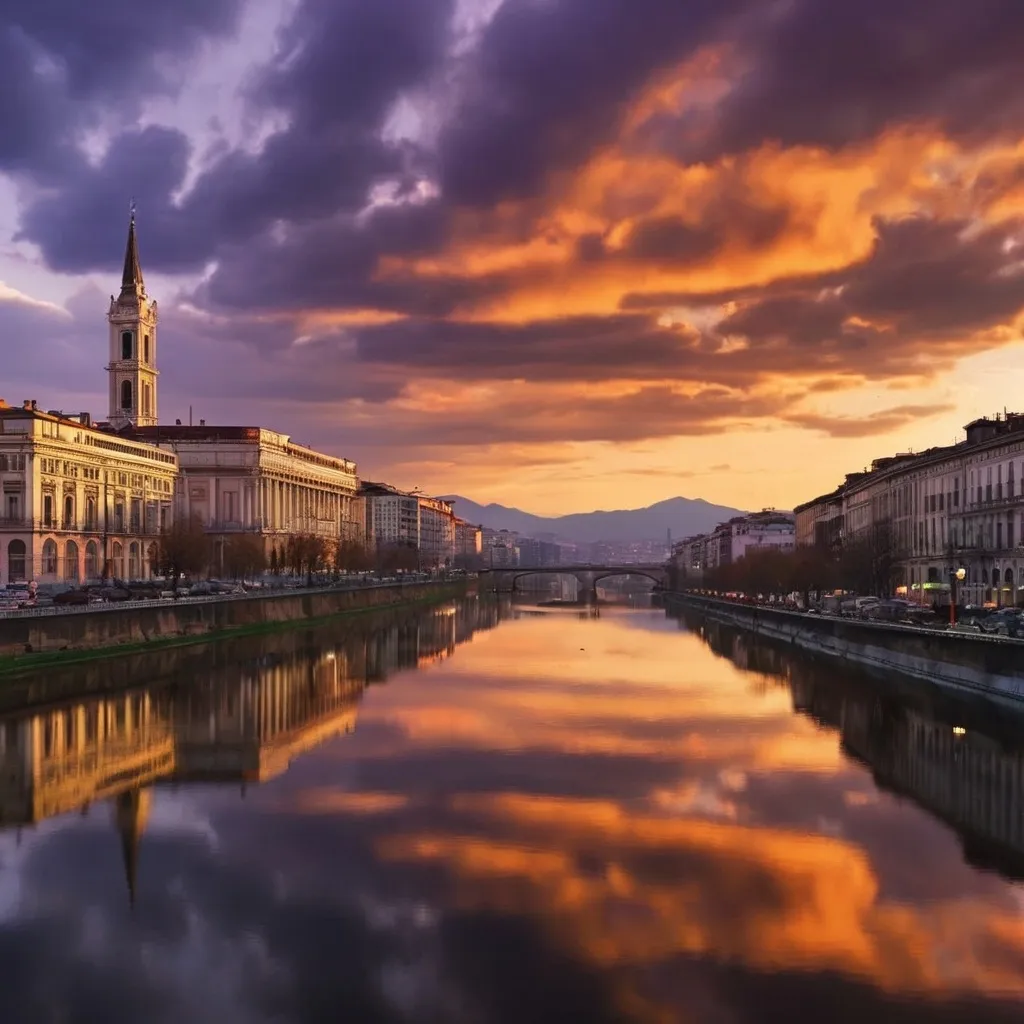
[157,516,212,596]
[334,538,373,573]
[223,535,267,581]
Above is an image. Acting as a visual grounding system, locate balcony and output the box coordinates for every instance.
[949,492,1024,516]
[207,520,265,533]
[0,517,33,530]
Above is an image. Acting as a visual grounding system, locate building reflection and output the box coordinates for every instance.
[685,611,1024,879]
[0,596,508,901]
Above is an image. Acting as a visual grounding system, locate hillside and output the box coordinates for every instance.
[439,495,747,544]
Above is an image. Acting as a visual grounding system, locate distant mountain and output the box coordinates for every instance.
[439,495,747,545]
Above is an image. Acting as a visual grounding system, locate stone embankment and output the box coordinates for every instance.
[669,592,1024,706]
[0,579,470,674]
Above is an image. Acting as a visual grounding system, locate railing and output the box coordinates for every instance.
[0,576,461,619]
[0,518,161,535]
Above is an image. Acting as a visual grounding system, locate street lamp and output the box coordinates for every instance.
[950,566,966,627]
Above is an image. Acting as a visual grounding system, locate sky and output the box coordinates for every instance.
[2,0,1024,515]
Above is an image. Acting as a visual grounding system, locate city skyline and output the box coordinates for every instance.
[2,2,1024,515]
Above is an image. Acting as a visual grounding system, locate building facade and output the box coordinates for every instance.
[128,426,360,563]
[482,528,519,567]
[361,483,456,566]
[454,518,483,566]
[671,511,796,585]
[0,402,178,583]
[794,413,1024,606]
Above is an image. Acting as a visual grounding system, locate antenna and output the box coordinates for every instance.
[129,196,136,222]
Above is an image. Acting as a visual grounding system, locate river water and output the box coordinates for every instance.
[0,594,1022,1022]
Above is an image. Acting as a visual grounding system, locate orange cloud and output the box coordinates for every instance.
[379,794,1024,1000]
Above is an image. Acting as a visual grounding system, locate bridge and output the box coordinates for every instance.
[478,564,669,602]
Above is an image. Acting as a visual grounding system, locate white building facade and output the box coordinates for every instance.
[0,402,177,583]
[796,414,1024,606]
[129,426,360,558]
[361,484,456,566]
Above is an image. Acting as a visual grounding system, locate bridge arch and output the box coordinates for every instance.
[479,564,669,594]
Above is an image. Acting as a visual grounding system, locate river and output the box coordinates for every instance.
[0,594,1021,1022]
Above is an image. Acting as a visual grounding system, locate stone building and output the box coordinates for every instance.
[0,401,177,583]
[794,413,1024,605]
[361,482,456,566]
[0,212,368,582]
[127,425,360,564]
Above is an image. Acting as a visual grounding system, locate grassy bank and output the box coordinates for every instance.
[0,582,469,680]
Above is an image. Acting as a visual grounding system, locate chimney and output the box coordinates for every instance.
[199,419,205,426]
[79,413,92,427]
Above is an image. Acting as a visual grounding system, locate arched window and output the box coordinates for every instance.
[1006,568,1015,585]
[128,541,140,580]
[63,494,74,528]
[993,568,1001,587]
[146,542,158,578]
[65,540,79,582]
[85,497,96,530]
[42,494,53,527]
[121,331,133,359]
[42,539,57,576]
[85,541,98,580]
[121,380,133,410]
[112,541,124,579]
[7,539,25,582]
[143,334,150,362]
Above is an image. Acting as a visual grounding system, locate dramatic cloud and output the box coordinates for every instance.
[4,0,1024,505]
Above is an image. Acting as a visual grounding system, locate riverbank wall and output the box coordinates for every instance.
[668,592,1024,706]
[0,580,470,673]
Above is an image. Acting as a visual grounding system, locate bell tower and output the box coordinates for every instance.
[107,210,158,429]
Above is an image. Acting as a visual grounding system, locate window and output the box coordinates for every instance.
[143,383,151,416]
[121,331,133,359]
[63,494,73,528]
[128,542,140,580]
[85,497,96,530]
[42,494,53,527]
[7,539,25,582]
[85,541,98,580]
[42,539,57,575]
[64,540,79,582]
[120,380,132,410]
[112,541,124,579]
[6,495,17,521]
[143,334,150,362]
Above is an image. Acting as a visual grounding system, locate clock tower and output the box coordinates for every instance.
[107,212,158,429]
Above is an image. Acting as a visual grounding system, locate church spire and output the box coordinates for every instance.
[120,204,144,301]
[114,788,151,909]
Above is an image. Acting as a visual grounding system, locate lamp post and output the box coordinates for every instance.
[950,566,966,627]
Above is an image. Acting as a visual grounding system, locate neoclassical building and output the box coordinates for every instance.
[795,413,1024,605]
[0,213,363,583]
[0,401,178,583]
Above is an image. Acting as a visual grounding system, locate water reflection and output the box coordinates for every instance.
[0,598,507,901]
[0,598,1022,1023]
[692,612,1024,880]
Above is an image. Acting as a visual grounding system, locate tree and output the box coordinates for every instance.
[285,533,331,584]
[157,516,212,595]
[334,538,373,573]
[269,547,279,575]
[222,534,267,581]
[839,519,901,597]
[375,541,419,575]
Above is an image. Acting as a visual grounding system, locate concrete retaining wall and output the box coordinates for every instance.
[669,593,1024,706]
[0,581,468,658]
